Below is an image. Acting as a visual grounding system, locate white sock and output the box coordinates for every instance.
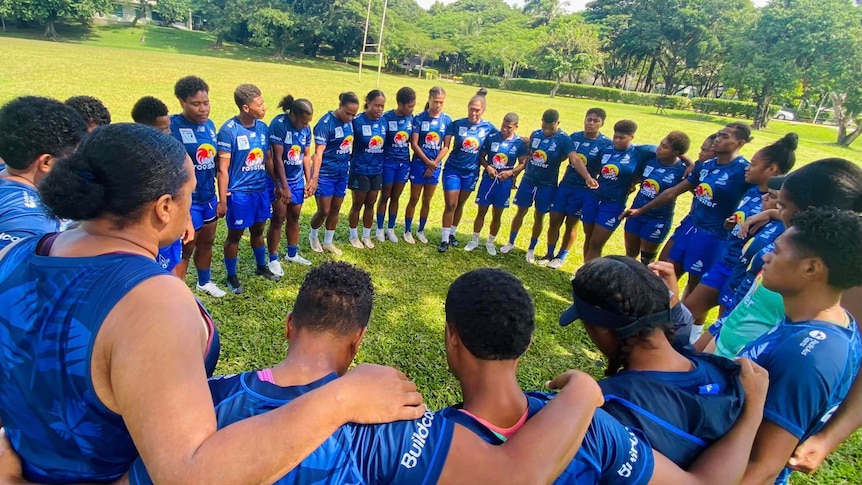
[451,225,458,235]
[349,227,359,239]
[324,230,335,245]
[362,227,371,239]
[310,227,319,240]
[488,235,496,244]
[471,233,480,243]
[441,227,450,240]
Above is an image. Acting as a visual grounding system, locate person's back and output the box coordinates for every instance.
[0,179,60,250]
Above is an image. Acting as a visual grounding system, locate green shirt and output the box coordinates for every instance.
[715,275,785,359]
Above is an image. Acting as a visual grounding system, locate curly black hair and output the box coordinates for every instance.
[174,75,210,101]
[614,120,637,136]
[292,261,374,335]
[665,131,690,155]
[0,96,87,170]
[65,95,111,127]
[233,84,262,109]
[131,96,169,126]
[39,123,188,226]
[788,207,862,290]
[446,268,535,360]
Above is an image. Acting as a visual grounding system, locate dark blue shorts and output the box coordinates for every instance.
[157,238,183,271]
[700,260,734,290]
[408,161,441,186]
[226,191,272,230]
[442,167,478,192]
[383,161,410,186]
[581,195,625,230]
[624,216,673,244]
[668,220,728,276]
[267,178,305,205]
[475,175,514,209]
[513,179,556,214]
[190,196,218,231]
[316,174,349,198]
[550,183,590,217]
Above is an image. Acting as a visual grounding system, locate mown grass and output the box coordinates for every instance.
[1,25,859,484]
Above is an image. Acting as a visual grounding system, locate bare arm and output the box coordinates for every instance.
[434,135,453,167]
[567,151,598,189]
[437,371,602,484]
[302,147,314,198]
[624,179,694,217]
[270,143,289,200]
[410,132,433,166]
[216,152,230,217]
[99,277,425,485]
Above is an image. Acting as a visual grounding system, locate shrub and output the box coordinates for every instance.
[691,98,782,119]
[423,68,439,80]
[460,73,504,89]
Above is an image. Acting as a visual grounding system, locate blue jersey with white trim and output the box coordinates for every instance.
[524,129,576,187]
[482,133,527,174]
[716,186,765,265]
[269,113,312,185]
[594,145,657,203]
[440,392,654,484]
[446,118,497,173]
[630,157,688,220]
[170,115,217,204]
[217,116,270,193]
[563,131,612,187]
[382,110,413,164]
[684,157,753,236]
[313,111,354,178]
[351,113,387,176]
[0,179,60,250]
[412,111,453,164]
[726,221,784,303]
[739,317,861,484]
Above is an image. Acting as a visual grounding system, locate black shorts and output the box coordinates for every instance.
[349,172,383,192]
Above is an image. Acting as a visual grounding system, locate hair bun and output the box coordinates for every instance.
[780,132,799,151]
[476,88,488,97]
[39,152,105,221]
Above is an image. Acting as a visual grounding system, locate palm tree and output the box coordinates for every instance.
[523,0,569,26]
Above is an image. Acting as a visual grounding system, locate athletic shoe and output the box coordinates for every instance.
[286,254,312,266]
[267,260,284,277]
[536,256,552,267]
[464,240,479,252]
[548,258,565,270]
[196,281,227,298]
[403,232,416,244]
[485,243,497,256]
[525,250,536,264]
[437,240,449,253]
[386,229,398,243]
[500,243,515,254]
[309,233,323,253]
[416,231,428,244]
[349,237,364,249]
[323,243,342,256]
[375,228,385,243]
[449,234,459,248]
[226,275,243,294]
[361,237,375,249]
[255,265,282,282]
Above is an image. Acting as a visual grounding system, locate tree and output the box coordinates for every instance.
[130,0,189,27]
[5,0,113,38]
[523,0,568,26]
[534,15,602,97]
[248,6,294,58]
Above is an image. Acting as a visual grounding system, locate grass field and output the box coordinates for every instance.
[1,25,860,484]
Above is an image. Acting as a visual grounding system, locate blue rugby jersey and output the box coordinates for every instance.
[269,113,312,185]
[524,129,576,187]
[594,145,657,203]
[482,132,528,174]
[217,116,270,193]
[562,132,612,187]
[630,157,688,220]
[445,118,497,173]
[382,110,413,164]
[411,111,453,165]
[313,111,354,178]
[351,112,387,176]
[684,157,753,236]
[0,179,60,250]
[170,115,218,204]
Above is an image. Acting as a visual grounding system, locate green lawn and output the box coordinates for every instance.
[1,25,860,484]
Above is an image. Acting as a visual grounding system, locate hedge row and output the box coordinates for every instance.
[461,73,778,119]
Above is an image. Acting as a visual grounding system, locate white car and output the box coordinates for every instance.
[775,108,796,121]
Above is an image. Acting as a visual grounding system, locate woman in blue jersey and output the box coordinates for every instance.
[623,122,753,296]
[265,95,315,275]
[348,90,387,249]
[581,120,657,262]
[682,133,797,328]
[308,92,360,255]
[464,113,528,255]
[375,87,416,243]
[217,84,280,294]
[404,86,453,244]
[622,131,690,265]
[438,88,497,253]
[0,123,427,484]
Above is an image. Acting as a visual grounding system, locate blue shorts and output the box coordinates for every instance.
[550,184,590,217]
[442,167,479,192]
[700,260,733,291]
[718,284,737,311]
[513,179,556,214]
[157,239,182,272]
[316,174,349,198]
[581,195,625,230]
[624,216,673,244]
[226,191,272,230]
[408,162,441,186]
[668,221,728,276]
[266,178,305,205]
[190,196,218,231]
[475,175,514,209]
[383,161,410,186]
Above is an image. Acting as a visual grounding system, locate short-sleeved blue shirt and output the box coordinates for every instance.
[382,110,413,164]
[594,145,657,203]
[630,157,688,220]
[0,179,61,250]
[313,111,354,178]
[446,118,497,173]
[217,116,270,193]
[269,113,312,185]
[563,132,612,187]
[685,157,753,236]
[524,129,576,187]
[351,112,387,176]
[411,111,453,164]
[482,133,527,175]
[170,115,218,204]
